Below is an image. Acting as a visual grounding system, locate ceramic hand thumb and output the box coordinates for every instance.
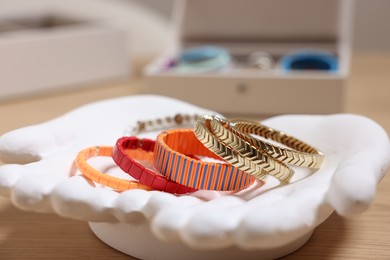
[0,119,81,164]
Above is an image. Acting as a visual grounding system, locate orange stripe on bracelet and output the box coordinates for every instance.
[153,129,255,191]
[75,146,151,192]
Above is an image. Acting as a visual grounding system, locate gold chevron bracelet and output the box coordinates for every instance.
[194,115,293,182]
[210,116,294,183]
[230,119,324,169]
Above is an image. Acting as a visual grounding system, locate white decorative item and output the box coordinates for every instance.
[0,0,171,99]
[0,95,389,259]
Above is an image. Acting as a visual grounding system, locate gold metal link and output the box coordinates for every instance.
[194,115,295,182]
[210,117,294,182]
[124,113,200,136]
[230,119,324,169]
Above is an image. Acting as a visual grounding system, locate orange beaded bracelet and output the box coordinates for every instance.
[153,129,256,191]
[76,146,152,191]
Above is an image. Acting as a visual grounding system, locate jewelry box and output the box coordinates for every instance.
[144,0,353,115]
[0,3,129,100]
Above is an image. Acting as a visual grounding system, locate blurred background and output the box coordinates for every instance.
[0,0,389,103]
[1,2,390,259]
[140,0,390,51]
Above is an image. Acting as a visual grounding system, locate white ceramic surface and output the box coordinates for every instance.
[0,95,389,259]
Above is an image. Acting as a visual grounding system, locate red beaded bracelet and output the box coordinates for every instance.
[153,129,255,191]
[113,136,197,194]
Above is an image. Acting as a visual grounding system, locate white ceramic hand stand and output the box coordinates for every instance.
[0,95,389,260]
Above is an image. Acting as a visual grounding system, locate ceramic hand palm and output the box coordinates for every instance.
[0,95,389,249]
[0,95,214,213]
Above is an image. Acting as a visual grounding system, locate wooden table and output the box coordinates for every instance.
[0,53,389,259]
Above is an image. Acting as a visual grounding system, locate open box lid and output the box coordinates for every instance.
[171,0,353,63]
